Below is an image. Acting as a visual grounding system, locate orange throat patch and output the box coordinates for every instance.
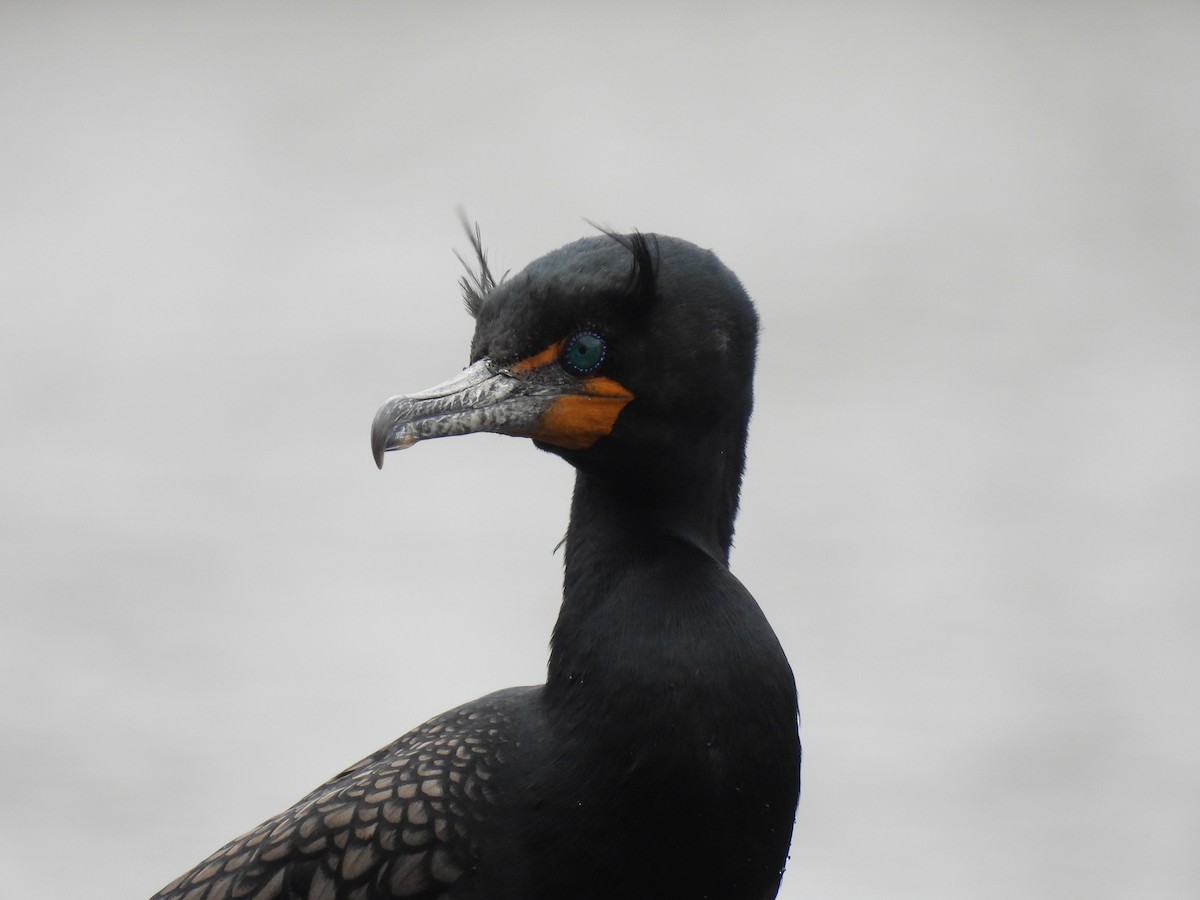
[534,377,634,449]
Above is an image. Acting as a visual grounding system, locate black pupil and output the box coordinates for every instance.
[566,333,604,372]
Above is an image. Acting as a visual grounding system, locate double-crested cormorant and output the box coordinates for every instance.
[151,230,800,900]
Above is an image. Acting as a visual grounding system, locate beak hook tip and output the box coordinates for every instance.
[370,428,387,469]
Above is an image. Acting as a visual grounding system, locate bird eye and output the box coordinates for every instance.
[561,331,606,375]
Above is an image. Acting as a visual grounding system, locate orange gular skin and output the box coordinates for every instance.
[509,340,635,450]
[534,377,635,449]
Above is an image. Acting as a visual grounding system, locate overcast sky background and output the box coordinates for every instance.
[2,3,1198,898]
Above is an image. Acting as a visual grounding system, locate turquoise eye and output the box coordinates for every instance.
[562,331,606,375]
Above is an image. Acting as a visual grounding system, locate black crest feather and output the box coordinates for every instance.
[587,221,660,303]
[454,217,503,318]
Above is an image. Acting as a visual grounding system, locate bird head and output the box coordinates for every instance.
[371,230,758,499]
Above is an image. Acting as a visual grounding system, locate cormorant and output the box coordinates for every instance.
[151,229,800,900]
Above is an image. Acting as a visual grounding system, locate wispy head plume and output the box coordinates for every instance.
[454,214,504,318]
[586,220,660,303]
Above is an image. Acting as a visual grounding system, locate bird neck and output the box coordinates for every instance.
[545,466,740,696]
[568,463,735,567]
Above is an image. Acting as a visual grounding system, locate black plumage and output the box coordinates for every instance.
[152,230,800,900]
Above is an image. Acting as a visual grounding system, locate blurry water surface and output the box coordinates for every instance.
[2,3,1198,898]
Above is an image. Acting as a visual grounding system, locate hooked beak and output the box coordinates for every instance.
[371,356,633,468]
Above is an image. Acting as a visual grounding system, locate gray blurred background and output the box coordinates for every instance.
[2,3,1197,897]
